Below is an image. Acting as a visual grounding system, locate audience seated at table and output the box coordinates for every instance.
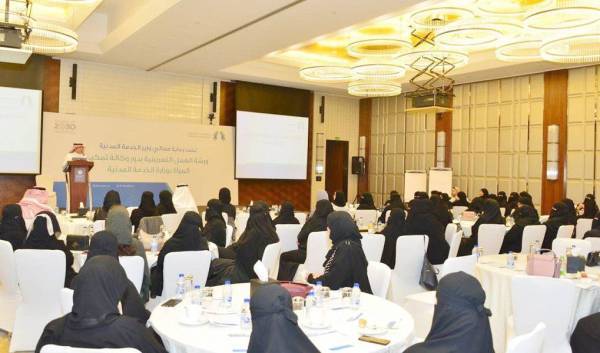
[452,191,470,207]
[379,190,404,224]
[152,211,208,297]
[247,284,319,353]
[219,187,236,221]
[107,205,150,301]
[517,194,539,220]
[307,211,372,294]
[0,204,27,250]
[208,202,278,286]
[331,190,347,211]
[22,213,76,287]
[156,190,177,215]
[577,194,599,219]
[278,199,333,281]
[404,271,494,353]
[466,197,484,214]
[561,198,578,225]
[203,199,226,247]
[93,190,121,221]
[459,199,504,256]
[357,192,377,210]
[272,201,300,225]
[380,208,406,268]
[500,205,540,253]
[542,202,571,248]
[35,256,166,353]
[430,194,453,227]
[404,199,449,265]
[571,312,600,353]
[130,191,159,231]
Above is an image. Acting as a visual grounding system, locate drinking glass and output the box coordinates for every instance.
[341,287,352,305]
[292,297,305,312]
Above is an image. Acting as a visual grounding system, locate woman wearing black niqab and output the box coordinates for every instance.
[36,256,166,353]
[93,190,121,221]
[379,191,404,223]
[430,194,453,227]
[357,192,377,210]
[202,199,227,247]
[505,192,519,217]
[156,190,176,215]
[497,191,508,208]
[405,199,449,265]
[278,199,333,281]
[307,211,372,293]
[467,197,485,214]
[152,212,208,296]
[542,202,571,248]
[500,205,540,253]
[562,198,578,225]
[404,271,494,353]
[459,199,504,256]
[452,191,470,207]
[219,187,236,220]
[332,191,347,210]
[272,201,300,225]
[0,204,27,250]
[130,191,159,231]
[380,208,406,268]
[248,284,319,353]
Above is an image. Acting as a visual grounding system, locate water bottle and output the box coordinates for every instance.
[175,273,185,299]
[305,290,317,324]
[506,252,515,270]
[240,298,251,329]
[191,284,202,305]
[473,245,479,261]
[534,240,542,254]
[314,281,323,307]
[150,234,159,255]
[222,279,233,308]
[351,283,361,309]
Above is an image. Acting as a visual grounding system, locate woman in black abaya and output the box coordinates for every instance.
[505,192,519,217]
[379,191,404,224]
[94,190,121,221]
[272,201,300,225]
[431,194,453,227]
[500,205,540,253]
[332,191,347,210]
[156,190,177,215]
[571,312,600,353]
[452,191,470,207]
[36,256,166,353]
[458,199,504,256]
[380,208,406,268]
[0,204,27,250]
[405,199,449,265]
[202,199,226,247]
[219,187,236,221]
[130,191,159,231]
[357,192,377,210]
[562,198,578,225]
[542,202,571,248]
[497,191,508,209]
[578,194,599,219]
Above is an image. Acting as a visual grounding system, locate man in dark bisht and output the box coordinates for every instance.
[247,284,319,353]
[404,199,449,265]
[202,199,227,247]
[500,205,540,253]
[156,190,177,215]
[571,312,600,353]
[307,211,372,294]
[405,272,494,353]
[380,208,406,268]
[35,256,166,353]
[0,204,27,250]
[542,202,571,248]
[459,199,504,256]
[272,201,300,225]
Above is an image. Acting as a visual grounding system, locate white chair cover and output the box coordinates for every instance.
[448,230,462,258]
[275,224,302,253]
[60,288,73,314]
[92,220,105,233]
[161,213,184,235]
[261,242,281,279]
[207,242,219,259]
[575,218,593,239]
[0,240,20,333]
[162,251,211,298]
[367,261,391,299]
[444,223,458,245]
[41,344,142,353]
[506,322,546,353]
[225,225,233,247]
[10,250,65,353]
[511,276,577,353]
[119,256,144,293]
[477,224,507,255]
[556,225,575,239]
[586,237,600,252]
[551,238,592,258]
[294,212,307,224]
[390,235,429,304]
[539,215,550,224]
[234,212,249,239]
[438,254,477,278]
[303,231,330,274]
[354,210,378,224]
[360,233,385,262]
[521,225,546,253]
[126,207,136,216]
[451,206,468,220]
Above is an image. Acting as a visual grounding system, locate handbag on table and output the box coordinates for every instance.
[586,252,600,267]
[526,249,561,278]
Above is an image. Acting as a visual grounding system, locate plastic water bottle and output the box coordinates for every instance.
[305,290,317,324]
[351,283,361,309]
[222,280,233,308]
[314,281,323,306]
[240,298,251,329]
[150,234,159,255]
[473,245,479,261]
[175,273,185,299]
[506,252,515,270]
[191,284,202,305]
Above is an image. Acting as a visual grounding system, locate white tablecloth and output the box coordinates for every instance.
[72,250,158,272]
[475,254,600,353]
[458,221,510,238]
[57,214,93,236]
[150,283,415,353]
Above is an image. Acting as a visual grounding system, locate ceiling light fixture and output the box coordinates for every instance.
[495,35,543,62]
[397,49,469,70]
[409,6,475,29]
[524,0,600,31]
[348,80,402,97]
[478,0,553,17]
[435,20,523,50]
[346,38,412,59]
[21,20,79,54]
[540,30,600,63]
[299,66,354,82]
[351,62,406,81]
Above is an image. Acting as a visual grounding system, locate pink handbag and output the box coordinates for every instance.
[526,250,561,278]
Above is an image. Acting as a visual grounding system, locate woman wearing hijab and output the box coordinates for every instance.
[316,190,329,202]
[202,199,226,247]
[36,256,166,353]
[578,194,599,219]
[93,190,121,221]
[467,197,484,214]
[542,202,571,248]
[278,199,333,281]
[248,284,319,353]
[23,214,76,287]
[130,191,159,231]
[332,191,347,211]
[479,188,490,199]
[505,192,519,217]
[380,208,406,268]
[357,192,377,210]
[208,202,279,285]
[430,194,453,227]
[219,187,236,221]
[156,190,177,215]
[306,212,372,293]
[0,204,27,250]
[404,272,494,353]
[405,199,449,265]
[458,199,504,256]
[441,193,452,209]
[497,191,508,209]
[517,196,539,219]
[561,198,578,225]
[272,201,300,225]
[379,191,404,224]
[106,205,150,301]
[500,205,541,253]
[152,212,208,296]
[571,312,600,353]
[452,191,470,207]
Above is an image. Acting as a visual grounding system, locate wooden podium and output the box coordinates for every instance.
[65,160,94,212]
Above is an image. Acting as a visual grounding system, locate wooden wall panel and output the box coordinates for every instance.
[436,109,453,167]
[43,58,61,113]
[219,81,236,126]
[358,99,371,194]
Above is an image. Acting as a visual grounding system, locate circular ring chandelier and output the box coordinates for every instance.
[540,31,600,63]
[346,38,412,59]
[478,0,553,17]
[495,36,543,62]
[435,21,523,50]
[409,6,475,29]
[524,1,600,31]
[351,63,406,81]
[348,81,402,97]
[396,49,469,70]
[299,66,354,82]
[22,20,79,54]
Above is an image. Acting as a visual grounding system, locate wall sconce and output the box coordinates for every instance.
[436,131,446,168]
[547,124,559,181]
[315,132,325,181]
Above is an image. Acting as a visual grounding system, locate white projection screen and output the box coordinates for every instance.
[0,87,43,174]
[236,110,309,180]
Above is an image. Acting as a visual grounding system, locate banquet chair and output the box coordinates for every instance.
[438,255,477,278]
[389,235,429,304]
[10,250,65,353]
[275,224,302,252]
[92,220,105,233]
[556,225,575,239]
[0,240,20,333]
[451,206,468,220]
[521,225,546,253]
[300,231,329,274]
[60,288,74,313]
[551,238,592,258]
[126,207,136,216]
[448,231,463,258]
[234,212,249,239]
[444,223,458,245]
[354,209,378,225]
[586,237,600,252]
[225,225,233,246]
[477,224,507,256]
[119,256,144,293]
[539,215,550,224]
[575,218,593,239]
[367,261,391,298]
[138,216,164,235]
[360,233,385,262]
[294,212,307,224]
[41,344,142,353]
[201,212,229,227]
[261,242,281,279]
[506,322,546,353]
[162,251,211,299]
[161,213,184,235]
[511,276,577,353]
[207,241,219,259]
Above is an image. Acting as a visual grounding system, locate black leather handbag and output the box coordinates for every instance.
[419,237,438,290]
[586,252,600,267]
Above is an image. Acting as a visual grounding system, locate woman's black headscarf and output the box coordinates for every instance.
[24,214,57,248]
[205,199,225,223]
[0,204,27,250]
[381,208,406,268]
[582,194,599,219]
[513,205,540,227]
[218,187,232,205]
[328,211,362,244]
[480,188,490,199]
[452,191,470,207]
[430,194,452,226]
[497,191,508,208]
[542,202,572,248]
[405,199,449,265]
[357,192,376,210]
[467,197,484,214]
[478,199,504,225]
[138,191,157,215]
[248,284,319,353]
[405,272,493,353]
[296,199,333,249]
[87,231,119,260]
[562,198,578,225]
[505,192,520,217]
[239,202,278,244]
[102,190,121,214]
[272,201,299,225]
[156,190,176,215]
[333,191,347,207]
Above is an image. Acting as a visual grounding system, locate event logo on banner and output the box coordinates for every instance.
[42,113,238,206]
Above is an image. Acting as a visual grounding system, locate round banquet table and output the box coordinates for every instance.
[56,213,93,236]
[475,254,600,353]
[149,283,415,353]
[71,250,158,272]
